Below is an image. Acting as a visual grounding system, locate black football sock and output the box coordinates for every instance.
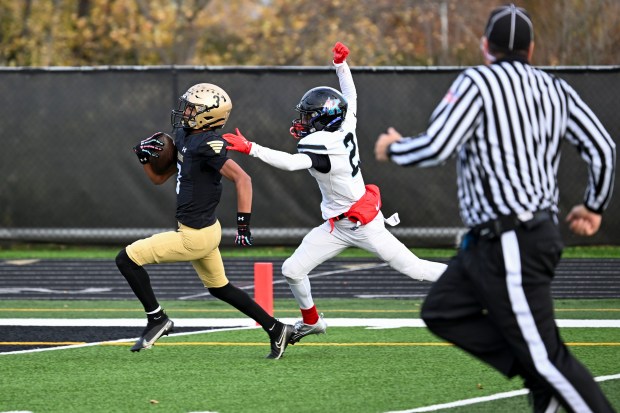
[115,248,160,313]
[208,283,276,331]
[146,307,166,322]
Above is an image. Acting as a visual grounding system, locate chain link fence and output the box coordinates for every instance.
[0,65,617,247]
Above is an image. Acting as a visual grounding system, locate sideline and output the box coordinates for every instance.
[1,318,620,328]
[0,326,255,355]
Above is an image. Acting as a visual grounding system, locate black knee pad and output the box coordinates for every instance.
[116,249,139,270]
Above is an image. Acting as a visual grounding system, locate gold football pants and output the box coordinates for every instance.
[126,220,228,288]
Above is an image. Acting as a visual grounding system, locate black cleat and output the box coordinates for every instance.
[266,322,294,359]
[130,316,174,352]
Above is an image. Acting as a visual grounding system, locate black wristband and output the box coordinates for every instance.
[237,212,251,227]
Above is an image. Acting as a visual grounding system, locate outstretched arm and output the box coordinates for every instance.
[375,72,481,167]
[223,128,313,171]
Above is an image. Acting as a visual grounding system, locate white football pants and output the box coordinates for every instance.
[282,211,447,309]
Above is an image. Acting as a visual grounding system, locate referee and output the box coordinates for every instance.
[375,4,615,413]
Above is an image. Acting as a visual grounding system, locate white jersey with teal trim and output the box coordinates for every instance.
[247,59,447,287]
[297,128,365,220]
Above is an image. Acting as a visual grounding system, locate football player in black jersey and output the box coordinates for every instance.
[116,83,294,359]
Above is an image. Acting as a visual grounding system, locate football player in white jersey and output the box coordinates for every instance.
[223,42,447,344]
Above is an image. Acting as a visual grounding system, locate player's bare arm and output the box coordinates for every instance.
[142,163,176,185]
[220,158,252,213]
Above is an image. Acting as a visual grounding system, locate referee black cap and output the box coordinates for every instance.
[484,4,533,52]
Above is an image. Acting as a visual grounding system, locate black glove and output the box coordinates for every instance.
[133,132,164,165]
[235,212,253,246]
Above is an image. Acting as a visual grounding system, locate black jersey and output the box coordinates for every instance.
[173,128,229,229]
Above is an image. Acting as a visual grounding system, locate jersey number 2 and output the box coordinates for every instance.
[344,132,360,177]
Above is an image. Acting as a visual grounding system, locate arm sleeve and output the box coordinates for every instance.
[388,72,482,168]
[249,142,313,171]
[334,61,357,130]
[563,82,616,213]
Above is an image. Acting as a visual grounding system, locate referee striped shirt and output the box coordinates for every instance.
[388,58,616,227]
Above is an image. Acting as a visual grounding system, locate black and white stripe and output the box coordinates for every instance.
[389,60,616,227]
[501,231,591,413]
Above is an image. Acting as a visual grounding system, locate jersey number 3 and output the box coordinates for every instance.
[344,132,360,177]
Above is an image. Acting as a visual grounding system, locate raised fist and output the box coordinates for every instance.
[333,42,349,64]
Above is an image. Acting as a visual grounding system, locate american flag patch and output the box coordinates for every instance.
[443,90,460,104]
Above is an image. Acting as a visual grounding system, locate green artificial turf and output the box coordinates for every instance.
[1,327,618,413]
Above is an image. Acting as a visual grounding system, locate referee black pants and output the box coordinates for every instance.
[421,219,615,413]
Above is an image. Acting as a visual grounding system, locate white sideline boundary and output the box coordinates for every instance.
[2,318,620,328]
[0,325,257,356]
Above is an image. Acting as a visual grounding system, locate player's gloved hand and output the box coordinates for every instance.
[222,128,253,155]
[235,213,253,246]
[133,132,165,164]
[332,42,349,64]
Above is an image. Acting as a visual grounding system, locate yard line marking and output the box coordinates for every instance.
[0,326,255,355]
[596,373,620,382]
[383,374,620,412]
[3,341,618,348]
[1,318,620,328]
[0,287,112,294]
[385,389,530,412]
[98,342,454,347]
[178,263,389,300]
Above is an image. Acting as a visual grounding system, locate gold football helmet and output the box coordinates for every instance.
[171,83,232,130]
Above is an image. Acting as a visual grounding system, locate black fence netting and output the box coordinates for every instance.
[0,65,617,247]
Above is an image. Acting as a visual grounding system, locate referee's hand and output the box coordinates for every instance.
[375,127,403,161]
[566,204,602,236]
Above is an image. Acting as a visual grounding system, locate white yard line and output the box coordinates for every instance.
[384,374,620,412]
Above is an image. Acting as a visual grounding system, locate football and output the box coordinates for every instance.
[150,133,177,174]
